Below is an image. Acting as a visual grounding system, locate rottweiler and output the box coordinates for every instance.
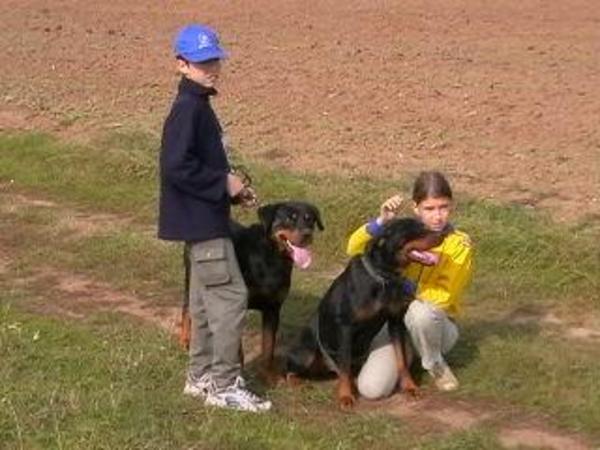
[285,218,442,410]
[179,201,324,378]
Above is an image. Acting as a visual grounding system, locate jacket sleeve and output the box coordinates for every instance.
[160,103,228,203]
[346,224,373,256]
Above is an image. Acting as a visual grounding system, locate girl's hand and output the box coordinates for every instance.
[378,195,403,224]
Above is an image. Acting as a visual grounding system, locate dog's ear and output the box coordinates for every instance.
[258,203,280,233]
[309,204,324,231]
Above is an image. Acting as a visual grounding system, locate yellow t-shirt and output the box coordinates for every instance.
[346,223,473,317]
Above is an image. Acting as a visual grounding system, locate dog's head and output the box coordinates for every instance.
[258,201,324,248]
[368,218,443,274]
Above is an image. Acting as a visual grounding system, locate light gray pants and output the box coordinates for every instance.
[187,238,248,388]
[357,300,458,399]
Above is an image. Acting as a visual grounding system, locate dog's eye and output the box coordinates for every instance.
[290,213,298,221]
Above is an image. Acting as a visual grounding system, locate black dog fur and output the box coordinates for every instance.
[180,201,323,377]
[286,217,441,409]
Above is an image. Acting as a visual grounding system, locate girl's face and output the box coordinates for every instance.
[413,196,453,232]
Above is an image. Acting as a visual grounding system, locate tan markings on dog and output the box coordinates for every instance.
[285,229,307,247]
[353,304,380,321]
[337,373,356,410]
[274,230,293,252]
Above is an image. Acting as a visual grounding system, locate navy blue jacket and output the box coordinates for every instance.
[158,77,231,241]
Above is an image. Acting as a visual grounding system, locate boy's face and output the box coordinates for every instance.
[413,197,453,232]
[177,58,222,88]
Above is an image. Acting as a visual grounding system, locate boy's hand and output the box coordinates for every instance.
[227,173,245,198]
[233,186,259,208]
[228,172,259,207]
[378,195,403,224]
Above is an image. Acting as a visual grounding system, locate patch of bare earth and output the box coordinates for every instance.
[0,255,10,275]
[0,106,58,134]
[17,267,179,332]
[505,306,600,344]
[10,265,264,365]
[1,0,600,222]
[360,393,594,449]
[499,426,590,450]
[0,189,141,238]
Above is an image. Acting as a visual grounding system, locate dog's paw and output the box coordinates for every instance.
[285,373,303,388]
[338,395,356,411]
[400,378,420,399]
[259,367,281,387]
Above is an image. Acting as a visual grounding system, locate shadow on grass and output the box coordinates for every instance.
[449,319,542,370]
[254,284,545,381]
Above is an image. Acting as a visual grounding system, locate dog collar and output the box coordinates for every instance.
[360,255,387,285]
[361,256,415,297]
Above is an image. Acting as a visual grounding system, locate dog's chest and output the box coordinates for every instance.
[358,283,408,319]
[243,246,292,299]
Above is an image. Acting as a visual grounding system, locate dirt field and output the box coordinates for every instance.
[1,0,599,222]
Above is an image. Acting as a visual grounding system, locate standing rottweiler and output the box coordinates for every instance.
[180,201,324,378]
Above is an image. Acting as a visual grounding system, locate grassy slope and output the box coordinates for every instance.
[0,131,599,448]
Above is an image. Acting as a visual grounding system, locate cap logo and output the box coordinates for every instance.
[198,33,212,50]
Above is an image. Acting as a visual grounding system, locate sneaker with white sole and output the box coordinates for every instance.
[205,376,272,412]
[183,373,216,399]
[429,362,459,391]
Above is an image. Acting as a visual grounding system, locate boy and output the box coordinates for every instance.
[158,24,270,412]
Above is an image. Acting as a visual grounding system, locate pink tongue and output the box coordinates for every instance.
[409,250,440,266]
[287,242,312,269]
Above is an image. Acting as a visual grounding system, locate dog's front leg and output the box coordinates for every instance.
[388,316,419,396]
[336,325,356,410]
[260,308,280,383]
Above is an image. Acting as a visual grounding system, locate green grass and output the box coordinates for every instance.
[1,129,600,447]
[1,304,507,450]
[1,130,598,311]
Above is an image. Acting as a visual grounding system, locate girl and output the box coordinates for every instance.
[346,171,473,399]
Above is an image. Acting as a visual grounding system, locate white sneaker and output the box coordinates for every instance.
[429,362,459,391]
[205,376,272,412]
[183,373,216,399]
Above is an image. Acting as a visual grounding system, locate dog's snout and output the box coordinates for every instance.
[300,230,314,245]
[427,232,444,247]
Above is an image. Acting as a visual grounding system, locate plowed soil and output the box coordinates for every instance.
[1,0,599,222]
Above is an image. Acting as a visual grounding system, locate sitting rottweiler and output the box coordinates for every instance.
[285,218,442,410]
[179,201,324,377]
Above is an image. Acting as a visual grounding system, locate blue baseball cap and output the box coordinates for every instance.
[174,24,227,63]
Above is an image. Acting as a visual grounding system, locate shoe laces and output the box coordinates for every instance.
[231,376,266,404]
[431,362,446,378]
[189,373,215,389]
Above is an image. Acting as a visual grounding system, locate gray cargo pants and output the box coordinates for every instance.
[187,238,248,389]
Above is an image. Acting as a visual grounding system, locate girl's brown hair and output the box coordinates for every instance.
[412,171,453,204]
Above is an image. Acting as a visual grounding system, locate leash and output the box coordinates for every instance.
[230,164,260,208]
